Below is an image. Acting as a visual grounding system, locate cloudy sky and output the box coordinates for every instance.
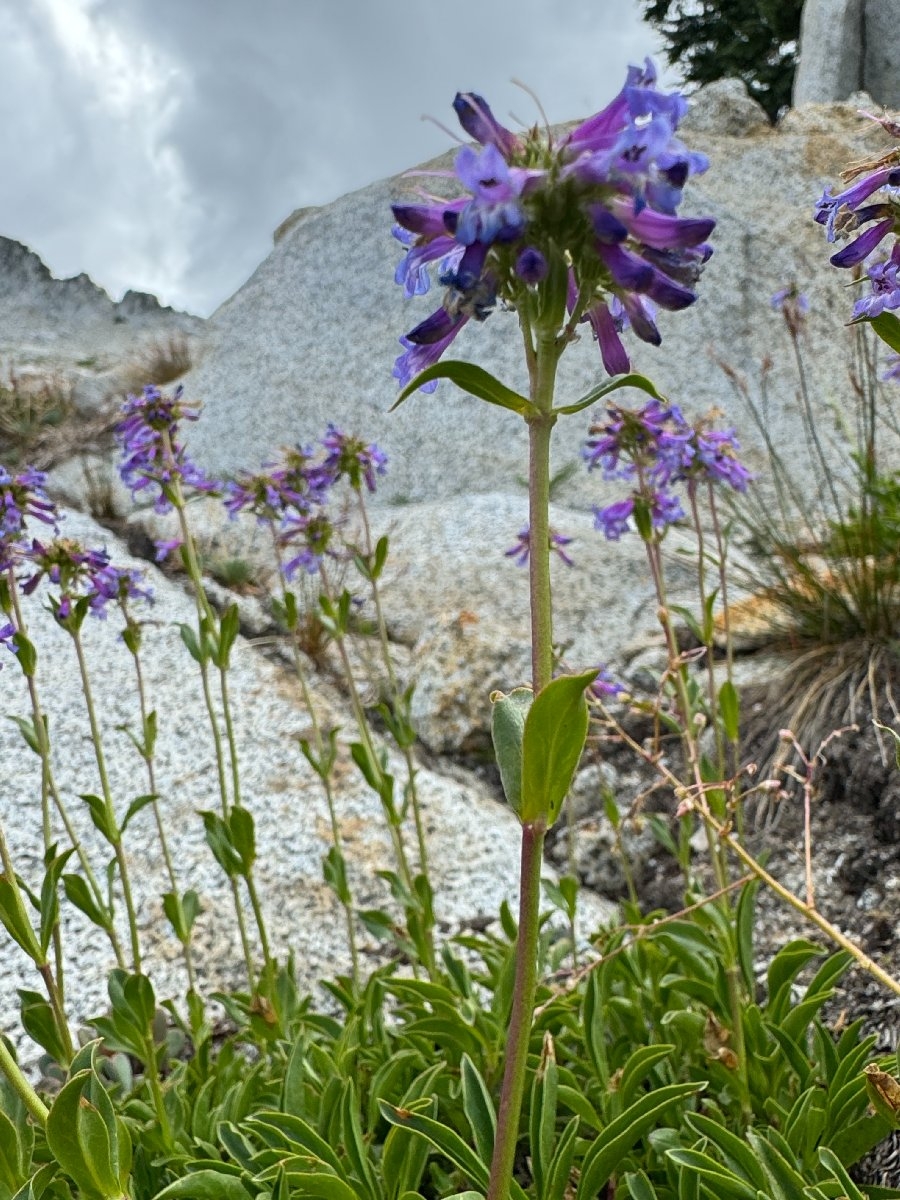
[0,0,674,317]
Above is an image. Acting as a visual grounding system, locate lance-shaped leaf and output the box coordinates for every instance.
[391,361,536,417]
[554,372,667,417]
[490,687,532,816]
[520,670,598,826]
[866,311,900,355]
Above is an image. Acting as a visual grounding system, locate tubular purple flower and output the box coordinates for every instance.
[645,270,696,310]
[0,620,16,666]
[815,167,900,240]
[453,92,520,158]
[595,242,654,292]
[852,255,900,318]
[587,302,631,375]
[116,385,220,512]
[515,247,548,284]
[610,200,715,249]
[454,144,527,245]
[0,466,58,552]
[594,497,635,540]
[393,318,470,392]
[320,425,388,493]
[588,665,627,700]
[562,57,659,156]
[505,526,575,567]
[619,294,661,345]
[393,231,459,298]
[829,217,895,268]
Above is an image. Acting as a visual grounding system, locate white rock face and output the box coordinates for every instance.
[794,0,900,108]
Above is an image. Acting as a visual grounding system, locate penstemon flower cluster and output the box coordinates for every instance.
[226,426,387,577]
[586,400,752,540]
[392,58,714,387]
[815,112,900,320]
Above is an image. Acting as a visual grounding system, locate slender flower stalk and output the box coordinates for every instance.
[5,569,124,970]
[351,487,432,894]
[116,392,263,986]
[486,330,559,1200]
[392,65,716,1199]
[271,534,360,986]
[121,609,197,990]
[69,627,143,973]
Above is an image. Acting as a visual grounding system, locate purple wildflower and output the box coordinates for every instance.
[392,62,713,388]
[505,526,574,567]
[154,537,183,563]
[816,151,900,318]
[226,446,332,525]
[116,385,220,513]
[0,620,17,667]
[593,489,686,540]
[690,428,753,492]
[588,665,627,701]
[280,512,335,580]
[0,466,58,568]
[319,426,388,494]
[594,497,635,540]
[852,250,900,319]
[20,537,151,621]
[584,399,693,485]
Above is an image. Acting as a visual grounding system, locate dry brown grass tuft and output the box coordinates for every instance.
[120,333,194,394]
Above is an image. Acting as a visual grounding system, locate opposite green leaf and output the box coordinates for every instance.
[520,670,597,826]
[868,311,900,355]
[554,372,666,417]
[391,360,535,417]
[490,687,533,817]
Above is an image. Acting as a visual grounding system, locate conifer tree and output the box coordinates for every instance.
[641,0,803,122]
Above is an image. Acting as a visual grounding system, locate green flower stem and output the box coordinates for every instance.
[218,667,274,975]
[272,537,359,986]
[317,565,417,898]
[7,570,121,973]
[486,820,546,1200]
[71,629,143,974]
[0,818,74,1064]
[354,490,432,886]
[0,1034,48,1127]
[487,335,559,1200]
[124,620,197,990]
[139,1031,173,1149]
[688,485,725,777]
[165,462,257,989]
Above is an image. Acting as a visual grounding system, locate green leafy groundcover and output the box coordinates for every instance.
[6,886,899,1200]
